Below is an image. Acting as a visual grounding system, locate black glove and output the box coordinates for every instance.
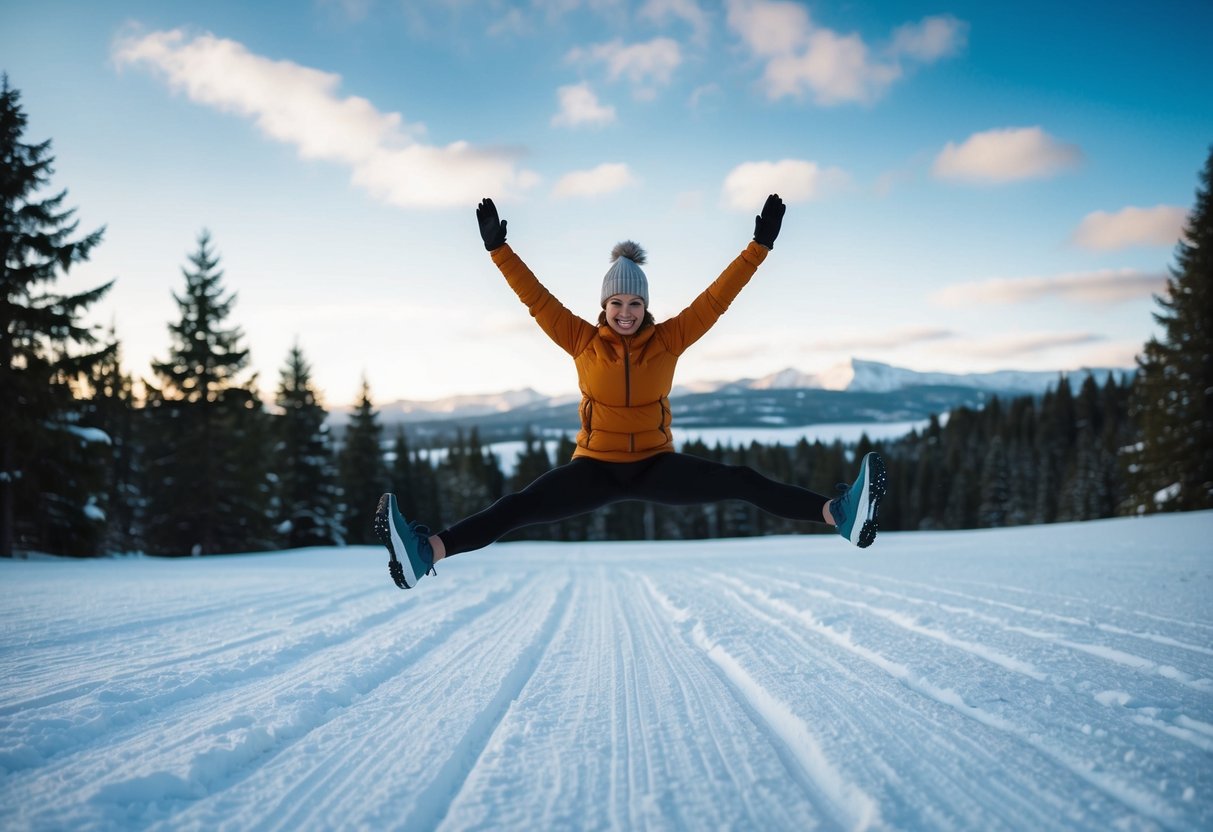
[752,193,785,249]
[476,198,508,251]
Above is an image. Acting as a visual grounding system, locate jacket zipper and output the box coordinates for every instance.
[622,338,634,452]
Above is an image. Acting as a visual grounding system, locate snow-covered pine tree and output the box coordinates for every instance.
[274,342,344,548]
[0,76,113,557]
[143,231,274,555]
[1126,147,1213,513]
[337,376,388,544]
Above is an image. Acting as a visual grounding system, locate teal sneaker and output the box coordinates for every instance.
[374,493,436,589]
[828,452,887,548]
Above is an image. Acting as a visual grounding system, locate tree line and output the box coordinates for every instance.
[3,76,1210,557]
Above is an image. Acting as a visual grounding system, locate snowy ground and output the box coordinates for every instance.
[2,513,1211,831]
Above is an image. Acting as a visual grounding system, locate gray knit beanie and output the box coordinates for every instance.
[600,241,649,307]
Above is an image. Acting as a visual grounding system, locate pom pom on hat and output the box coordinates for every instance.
[610,241,647,265]
[601,240,649,306]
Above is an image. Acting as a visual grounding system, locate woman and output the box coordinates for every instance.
[375,195,886,589]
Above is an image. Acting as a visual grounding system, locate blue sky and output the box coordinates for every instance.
[4,0,1210,406]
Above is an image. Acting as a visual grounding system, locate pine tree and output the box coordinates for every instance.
[905,416,943,530]
[436,427,502,529]
[80,327,143,553]
[390,428,418,520]
[337,376,388,544]
[1003,396,1036,527]
[144,231,273,554]
[274,342,344,548]
[938,407,980,529]
[1034,378,1075,524]
[391,434,442,531]
[1126,147,1213,513]
[501,427,553,541]
[510,427,553,492]
[1,76,113,557]
[1098,375,1134,517]
[153,231,249,402]
[977,435,1011,528]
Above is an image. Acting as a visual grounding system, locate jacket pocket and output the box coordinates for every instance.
[580,399,593,439]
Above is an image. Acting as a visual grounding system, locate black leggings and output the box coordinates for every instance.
[438,452,830,556]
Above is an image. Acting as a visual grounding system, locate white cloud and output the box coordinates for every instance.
[764,28,901,104]
[932,126,1082,184]
[551,83,616,128]
[721,159,848,210]
[931,268,1166,307]
[1067,340,1145,369]
[726,0,809,58]
[804,326,955,352]
[1071,205,1188,250]
[112,28,538,208]
[704,326,954,364]
[725,0,966,104]
[568,37,682,90]
[489,8,529,37]
[552,163,639,198]
[889,16,967,62]
[640,0,710,43]
[951,332,1106,359]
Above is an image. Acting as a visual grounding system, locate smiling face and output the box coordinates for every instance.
[603,294,646,336]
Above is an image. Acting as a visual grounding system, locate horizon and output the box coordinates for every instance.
[4,0,1210,407]
[347,355,1134,411]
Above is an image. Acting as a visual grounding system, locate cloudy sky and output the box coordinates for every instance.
[4,0,1210,405]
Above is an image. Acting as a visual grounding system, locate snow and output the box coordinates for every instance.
[2,512,1211,831]
[82,497,106,522]
[64,425,113,445]
[1155,483,1182,506]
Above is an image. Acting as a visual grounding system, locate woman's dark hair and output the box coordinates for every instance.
[598,309,655,332]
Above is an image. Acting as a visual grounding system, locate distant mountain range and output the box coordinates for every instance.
[333,359,1132,443]
[671,358,1132,397]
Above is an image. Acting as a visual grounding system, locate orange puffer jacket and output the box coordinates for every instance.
[491,241,770,462]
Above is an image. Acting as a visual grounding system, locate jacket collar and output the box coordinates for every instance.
[598,322,656,347]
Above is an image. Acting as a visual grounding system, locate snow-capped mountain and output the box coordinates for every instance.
[674,358,1132,397]
[839,359,1131,394]
[371,388,567,423]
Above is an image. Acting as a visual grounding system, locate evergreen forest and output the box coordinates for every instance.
[3,77,1210,557]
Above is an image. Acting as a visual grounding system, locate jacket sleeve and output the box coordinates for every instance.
[658,241,769,355]
[491,244,596,357]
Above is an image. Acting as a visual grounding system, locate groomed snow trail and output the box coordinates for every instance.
[2,512,1211,831]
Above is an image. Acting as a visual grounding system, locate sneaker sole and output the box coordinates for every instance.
[374,494,416,588]
[855,453,887,549]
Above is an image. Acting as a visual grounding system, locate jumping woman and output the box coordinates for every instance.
[375,194,886,589]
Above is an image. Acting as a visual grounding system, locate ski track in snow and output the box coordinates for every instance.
[1,513,1211,831]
